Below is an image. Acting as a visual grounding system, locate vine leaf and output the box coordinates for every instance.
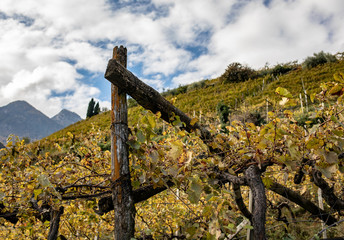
[275,87,292,98]
[168,140,183,161]
[320,165,337,178]
[188,178,203,204]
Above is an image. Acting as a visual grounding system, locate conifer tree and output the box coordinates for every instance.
[94,102,100,116]
[86,98,95,118]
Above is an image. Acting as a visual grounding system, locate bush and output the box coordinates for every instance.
[187,80,207,92]
[216,101,230,124]
[271,62,298,76]
[220,62,257,84]
[302,51,337,69]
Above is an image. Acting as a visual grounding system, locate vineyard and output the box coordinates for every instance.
[1,49,344,239]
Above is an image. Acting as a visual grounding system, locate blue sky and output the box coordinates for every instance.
[0,0,343,118]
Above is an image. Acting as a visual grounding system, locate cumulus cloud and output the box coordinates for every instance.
[0,0,343,117]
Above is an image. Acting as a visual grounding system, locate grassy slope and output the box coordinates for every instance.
[45,59,344,142]
[174,60,344,115]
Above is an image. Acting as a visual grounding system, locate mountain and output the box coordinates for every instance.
[0,101,81,143]
[51,109,82,128]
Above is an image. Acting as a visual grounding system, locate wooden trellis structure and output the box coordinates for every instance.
[105,46,213,240]
[104,46,338,240]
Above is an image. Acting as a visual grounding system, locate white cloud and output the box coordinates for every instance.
[0,0,343,118]
[172,0,344,87]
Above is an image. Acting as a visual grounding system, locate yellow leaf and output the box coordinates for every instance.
[190,117,198,126]
[328,84,343,95]
[168,140,184,161]
[275,87,292,98]
[334,72,344,83]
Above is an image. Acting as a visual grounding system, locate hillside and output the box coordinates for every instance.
[4,53,344,240]
[45,58,344,142]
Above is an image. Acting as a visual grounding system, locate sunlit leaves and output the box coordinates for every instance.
[275,87,292,98]
[168,140,184,161]
[2,72,344,239]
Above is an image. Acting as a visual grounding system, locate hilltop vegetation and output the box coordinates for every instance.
[2,51,344,239]
[53,51,344,140]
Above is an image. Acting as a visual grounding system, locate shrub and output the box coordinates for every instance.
[187,80,207,92]
[220,62,257,84]
[216,101,230,124]
[271,62,298,76]
[302,51,337,69]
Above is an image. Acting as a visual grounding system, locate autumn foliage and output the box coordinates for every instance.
[1,69,344,239]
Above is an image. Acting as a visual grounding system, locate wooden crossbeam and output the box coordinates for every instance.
[105,58,212,141]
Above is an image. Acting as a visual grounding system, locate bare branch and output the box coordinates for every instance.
[233,183,252,221]
[268,181,337,225]
[311,169,344,211]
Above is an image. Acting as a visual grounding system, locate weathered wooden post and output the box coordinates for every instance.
[110,46,135,239]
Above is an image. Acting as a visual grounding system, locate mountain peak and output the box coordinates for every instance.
[0,100,63,142]
[51,109,82,127]
[0,101,82,143]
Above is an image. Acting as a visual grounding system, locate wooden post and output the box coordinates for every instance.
[300,93,304,113]
[317,188,327,239]
[247,189,254,240]
[266,99,269,123]
[111,46,135,240]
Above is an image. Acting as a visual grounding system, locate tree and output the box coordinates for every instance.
[86,98,100,118]
[94,102,100,116]
[220,62,257,84]
[303,51,338,69]
[86,98,95,118]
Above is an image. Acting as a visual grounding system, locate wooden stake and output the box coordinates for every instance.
[318,188,327,239]
[246,189,254,240]
[111,46,135,240]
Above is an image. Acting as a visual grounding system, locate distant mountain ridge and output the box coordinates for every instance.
[0,100,82,143]
[51,109,82,128]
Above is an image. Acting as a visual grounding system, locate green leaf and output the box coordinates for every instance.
[147,114,156,129]
[275,87,292,98]
[244,225,253,230]
[188,178,203,203]
[306,138,324,150]
[136,130,145,143]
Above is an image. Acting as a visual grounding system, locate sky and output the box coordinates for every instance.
[0,0,343,118]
